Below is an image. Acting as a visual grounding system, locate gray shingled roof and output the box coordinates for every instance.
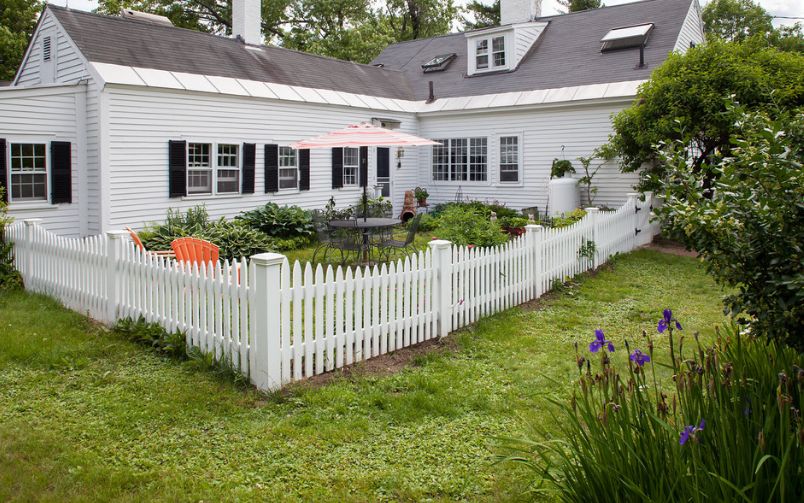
[48,5,415,100]
[372,0,694,100]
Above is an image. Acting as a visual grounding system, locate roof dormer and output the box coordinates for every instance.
[465,21,548,76]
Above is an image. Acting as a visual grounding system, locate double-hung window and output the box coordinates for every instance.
[187,143,212,194]
[9,143,48,201]
[473,35,507,72]
[431,138,488,182]
[492,36,506,67]
[475,39,489,70]
[279,146,299,190]
[343,147,359,186]
[499,136,520,183]
[216,144,240,193]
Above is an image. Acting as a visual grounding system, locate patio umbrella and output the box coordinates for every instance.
[291,122,439,220]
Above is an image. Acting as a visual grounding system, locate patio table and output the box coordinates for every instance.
[328,218,400,263]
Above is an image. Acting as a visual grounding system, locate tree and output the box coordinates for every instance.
[606,41,804,192]
[557,0,603,13]
[382,0,459,42]
[702,0,773,42]
[656,104,804,350]
[462,0,499,30]
[0,0,42,81]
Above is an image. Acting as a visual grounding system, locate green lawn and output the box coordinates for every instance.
[0,250,726,502]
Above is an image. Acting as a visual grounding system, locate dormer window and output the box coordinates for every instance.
[471,34,509,74]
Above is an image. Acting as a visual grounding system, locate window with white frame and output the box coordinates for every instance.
[472,34,507,73]
[492,36,506,67]
[343,147,359,186]
[216,144,240,193]
[475,39,489,70]
[187,143,212,194]
[499,136,520,183]
[279,146,299,190]
[9,143,48,201]
[431,138,488,182]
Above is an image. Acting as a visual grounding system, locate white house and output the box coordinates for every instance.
[0,0,704,237]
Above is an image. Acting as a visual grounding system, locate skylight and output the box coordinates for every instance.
[601,23,654,51]
[422,53,457,73]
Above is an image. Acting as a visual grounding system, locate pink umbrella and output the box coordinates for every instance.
[290,122,440,149]
[291,123,439,221]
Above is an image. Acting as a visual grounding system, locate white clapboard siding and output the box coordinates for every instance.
[5,193,657,391]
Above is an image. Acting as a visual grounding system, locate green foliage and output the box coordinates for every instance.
[499,216,528,229]
[702,0,773,42]
[501,320,803,501]
[431,200,519,220]
[550,158,576,179]
[0,187,22,290]
[434,205,508,247]
[577,239,596,268]
[0,0,42,81]
[236,202,314,240]
[557,0,603,13]
[657,105,804,350]
[413,186,429,201]
[577,144,615,206]
[139,206,275,260]
[409,212,439,232]
[550,208,587,228]
[461,0,499,30]
[608,40,804,191]
[113,316,187,359]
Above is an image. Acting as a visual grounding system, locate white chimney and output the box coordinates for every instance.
[500,0,542,26]
[232,0,262,45]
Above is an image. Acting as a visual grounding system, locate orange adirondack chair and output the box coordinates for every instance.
[126,227,175,258]
[170,237,219,266]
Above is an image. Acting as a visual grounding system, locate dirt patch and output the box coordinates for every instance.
[284,335,461,390]
[644,237,698,258]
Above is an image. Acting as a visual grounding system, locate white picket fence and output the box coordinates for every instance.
[4,192,659,391]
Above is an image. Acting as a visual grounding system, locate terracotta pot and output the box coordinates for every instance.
[417,198,427,207]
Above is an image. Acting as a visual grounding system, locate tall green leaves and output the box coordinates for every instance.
[0,0,42,80]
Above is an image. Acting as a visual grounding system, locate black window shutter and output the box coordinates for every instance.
[299,149,310,191]
[168,140,187,198]
[50,141,72,204]
[242,143,255,194]
[265,144,279,193]
[331,147,343,189]
[0,139,6,202]
[359,146,369,189]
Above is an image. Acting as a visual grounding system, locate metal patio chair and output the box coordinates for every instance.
[378,213,420,260]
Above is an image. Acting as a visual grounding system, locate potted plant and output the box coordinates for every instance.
[414,186,429,207]
[550,158,576,179]
[499,216,529,237]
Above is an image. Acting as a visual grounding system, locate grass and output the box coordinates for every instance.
[0,249,727,501]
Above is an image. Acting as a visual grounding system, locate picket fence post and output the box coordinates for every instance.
[627,192,640,250]
[525,224,542,300]
[250,252,285,391]
[641,191,654,244]
[23,218,42,281]
[105,230,130,324]
[428,239,452,339]
[584,208,600,269]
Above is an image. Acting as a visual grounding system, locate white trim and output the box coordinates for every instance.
[496,132,524,186]
[4,138,51,206]
[183,141,244,197]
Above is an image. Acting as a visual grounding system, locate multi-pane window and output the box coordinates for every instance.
[216,144,239,193]
[499,136,520,182]
[187,143,212,194]
[432,139,450,181]
[476,39,489,70]
[492,36,506,67]
[9,143,47,201]
[279,146,299,190]
[343,147,359,186]
[431,138,488,182]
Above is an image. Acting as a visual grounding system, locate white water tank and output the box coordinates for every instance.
[548,176,580,216]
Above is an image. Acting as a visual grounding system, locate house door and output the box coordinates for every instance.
[376,147,391,197]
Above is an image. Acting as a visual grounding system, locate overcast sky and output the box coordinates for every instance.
[47,0,804,27]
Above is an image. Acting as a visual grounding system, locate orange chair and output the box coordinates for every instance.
[126,227,176,258]
[170,237,220,266]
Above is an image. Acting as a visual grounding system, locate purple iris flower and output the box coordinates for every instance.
[679,419,705,445]
[657,309,683,333]
[589,329,615,353]
[629,349,651,366]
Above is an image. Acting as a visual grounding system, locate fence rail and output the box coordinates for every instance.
[5,193,659,391]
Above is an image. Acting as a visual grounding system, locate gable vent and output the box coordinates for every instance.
[42,36,52,62]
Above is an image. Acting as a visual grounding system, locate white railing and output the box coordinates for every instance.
[4,193,659,391]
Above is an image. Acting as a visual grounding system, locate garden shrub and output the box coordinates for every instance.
[550,208,587,228]
[434,205,508,247]
[140,206,275,261]
[431,200,520,220]
[0,187,22,290]
[236,202,315,242]
[113,316,187,359]
[501,312,803,501]
[410,213,439,232]
[658,105,803,349]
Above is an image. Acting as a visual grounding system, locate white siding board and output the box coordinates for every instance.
[674,0,706,53]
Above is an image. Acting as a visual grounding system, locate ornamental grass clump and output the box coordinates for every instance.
[500,310,803,502]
